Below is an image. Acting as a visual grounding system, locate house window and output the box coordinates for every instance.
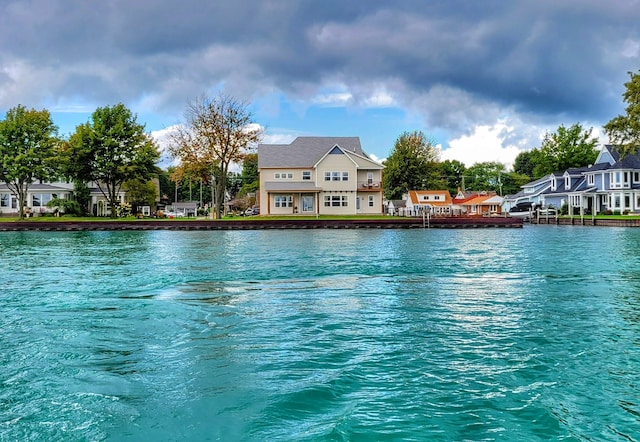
[274,195,293,208]
[367,172,373,184]
[275,173,281,179]
[635,172,640,183]
[565,176,571,189]
[332,172,341,181]
[0,194,8,207]
[274,172,293,180]
[368,195,374,207]
[610,171,630,189]
[323,195,348,207]
[587,174,594,186]
[325,172,331,181]
[342,172,349,181]
[551,176,556,191]
[302,171,311,181]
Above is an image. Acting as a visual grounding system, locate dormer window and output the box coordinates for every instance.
[551,176,557,191]
[587,174,594,186]
[565,175,571,189]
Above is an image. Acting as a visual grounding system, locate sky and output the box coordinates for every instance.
[2,0,640,169]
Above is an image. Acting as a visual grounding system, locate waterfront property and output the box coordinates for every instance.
[404,190,454,216]
[257,137,384,216]
[400,189,504,217]
[452,190,504,216]
[0,180,126,217]
[504,144,640,215]
[0,181,73,216]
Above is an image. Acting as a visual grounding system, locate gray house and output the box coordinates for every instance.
[504,145,640,215]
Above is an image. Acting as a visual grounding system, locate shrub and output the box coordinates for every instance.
[46,198,83,216]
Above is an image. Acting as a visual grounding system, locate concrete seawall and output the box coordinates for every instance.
[0,217,523,231]
[531,216,640,227]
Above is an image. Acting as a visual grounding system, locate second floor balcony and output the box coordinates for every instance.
[358,181,382,190]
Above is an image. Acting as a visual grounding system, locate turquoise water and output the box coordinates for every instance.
[0,226,639,441]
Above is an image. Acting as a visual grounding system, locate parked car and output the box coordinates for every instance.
[244,207,260,216]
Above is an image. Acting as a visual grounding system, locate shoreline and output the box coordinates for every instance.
[0,217,523,231]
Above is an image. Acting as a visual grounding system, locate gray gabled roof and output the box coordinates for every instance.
[0,183,72,192]
[258,136,369,168]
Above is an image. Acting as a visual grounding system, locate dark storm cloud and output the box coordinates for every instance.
[1,0,639,131]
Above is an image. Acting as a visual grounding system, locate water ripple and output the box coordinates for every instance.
[1,228,639,441]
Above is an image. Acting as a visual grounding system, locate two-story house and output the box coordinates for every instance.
[258,137,384,216]
[504,145,640,215]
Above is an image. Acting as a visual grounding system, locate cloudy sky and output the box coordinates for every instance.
[2,0,640,168]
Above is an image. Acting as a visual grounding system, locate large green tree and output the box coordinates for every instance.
[441,159,466,196]
[533,123,598,177]
[604,70,640,157]
[512,149,539,179]
[501,171,532,196]
[238,152,259,197]
[383,131,441,199]
[169,93,262,219]
[0,105,60,219]
[464,162,507,194]
[65,103,159,218]
[124,177,158,210]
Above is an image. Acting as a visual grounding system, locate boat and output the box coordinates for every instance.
[508,202,534,219]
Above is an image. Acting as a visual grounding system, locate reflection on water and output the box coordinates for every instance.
[1,227,639,441]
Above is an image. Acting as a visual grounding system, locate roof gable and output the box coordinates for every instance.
[258,136,370,168]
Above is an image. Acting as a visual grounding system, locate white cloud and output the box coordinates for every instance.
[312,92,352,107]
[362,91,394,108]
[151,125,180,168]
[440,122,523,169]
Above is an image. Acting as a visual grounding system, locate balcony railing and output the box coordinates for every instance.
[358,181,382,190]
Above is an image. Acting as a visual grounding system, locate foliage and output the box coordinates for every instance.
[383,131,442,199]
[463,162,507,194]
[604,70,640,157]
[501,171,532,196]
[169,92,262,218]
[114,202,132,218]
[512,149,538,179]
[46,197,83,216]
[440,159,466,196]
[124,177,158,208]
[238,153,259,197]
[533,123,598,177]
[64,103,160,218]
[238,180,259,198]
[241,153,258,185]
[0,105,60,219]
[73,181,91,215]
[226,172,243,200]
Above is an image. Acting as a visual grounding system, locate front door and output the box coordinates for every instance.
[301,195,314,213]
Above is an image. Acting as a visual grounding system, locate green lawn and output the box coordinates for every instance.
[0,214,393,222]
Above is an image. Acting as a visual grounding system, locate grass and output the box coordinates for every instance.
[0,214,393,222]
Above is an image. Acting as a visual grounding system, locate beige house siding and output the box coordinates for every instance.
[258,137,384,216]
